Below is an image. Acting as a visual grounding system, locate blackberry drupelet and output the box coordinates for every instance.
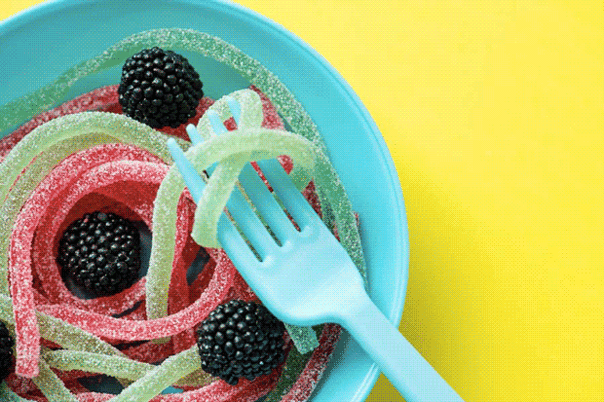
[196,300,286,385]
[0,321,14,382]
[118,47,204,129]
[57,212,141,297]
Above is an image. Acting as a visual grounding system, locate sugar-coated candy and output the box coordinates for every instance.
[189,89,320,354]
[0,26,369,402]
[108,346,200,402]
[0,98,336,402]
[22,144,163,314]
[3,28,367,279]
[43,349,163,382]
[31,359,78,402]
[146,88,274,323]
[276,324,341,402]
[10,159,170,377]
[0,111,185,377]
[37,264,232,341]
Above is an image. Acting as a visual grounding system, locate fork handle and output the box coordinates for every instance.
[340,290,464,402]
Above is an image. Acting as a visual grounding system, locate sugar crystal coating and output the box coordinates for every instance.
[0,28,366,279]
[0,27,367,401]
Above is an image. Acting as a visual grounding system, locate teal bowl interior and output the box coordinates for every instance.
[0,0,409,400]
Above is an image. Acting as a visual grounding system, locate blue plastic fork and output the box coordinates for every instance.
[167,99,464,402]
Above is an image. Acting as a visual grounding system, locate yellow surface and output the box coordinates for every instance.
[2,1,603,401]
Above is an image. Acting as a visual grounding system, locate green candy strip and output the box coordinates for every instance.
[0,27,367,399]
[279,325,318,356]
[0,382,36,402]
[0,28,366,281]
[43,350,158,381]
[43,349,213,388]
[0,134,115,296]
[108,346,201,402]
[0,294,123,358]
[32,359,78,402]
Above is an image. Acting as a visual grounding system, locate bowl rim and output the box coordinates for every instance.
[0,0,410,400]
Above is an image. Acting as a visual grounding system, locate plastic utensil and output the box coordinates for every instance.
[167,98,464,402]
[0,2,410,399]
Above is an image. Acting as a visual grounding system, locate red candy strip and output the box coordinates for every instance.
[38,253,234,341]
[26,144,163,315]
[9,232,40,377]
[280,324,341,402]
[10,159,169,375]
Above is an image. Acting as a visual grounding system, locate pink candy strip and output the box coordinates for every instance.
[9,148,167,377]
[9,233,40,378]
[38,253,234,341]
[27,144,163,315]
[11,159,165,376]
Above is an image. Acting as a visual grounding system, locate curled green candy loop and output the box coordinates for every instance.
[176,128,318,247]
[146,126,317,320]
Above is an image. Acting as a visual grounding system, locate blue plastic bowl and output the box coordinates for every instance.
[0,1,409,400]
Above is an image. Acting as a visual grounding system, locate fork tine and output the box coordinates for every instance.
[216,213,263,273]
[226,96,242,123]
[167,138,205,203]
[256,159,319,230]
[225,184,278,260]
[169,137,266,265]
[186,124,203,145]
[238,163,299,242]
[206,110,228,135]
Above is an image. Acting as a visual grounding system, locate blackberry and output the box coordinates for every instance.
[57,212,141,297]
[0,321,14,381]
[118,47,204,129]
[196,300,286,385]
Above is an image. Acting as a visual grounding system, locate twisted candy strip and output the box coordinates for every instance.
[0,27,366,401]
[0,29,365,286]
[0,107,326,401]
[148,89,323,354]
[0,112,181,378]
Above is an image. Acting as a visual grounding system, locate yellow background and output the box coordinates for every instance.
[2,1,603,401]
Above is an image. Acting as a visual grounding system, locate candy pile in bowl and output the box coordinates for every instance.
[0,29,365,402]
